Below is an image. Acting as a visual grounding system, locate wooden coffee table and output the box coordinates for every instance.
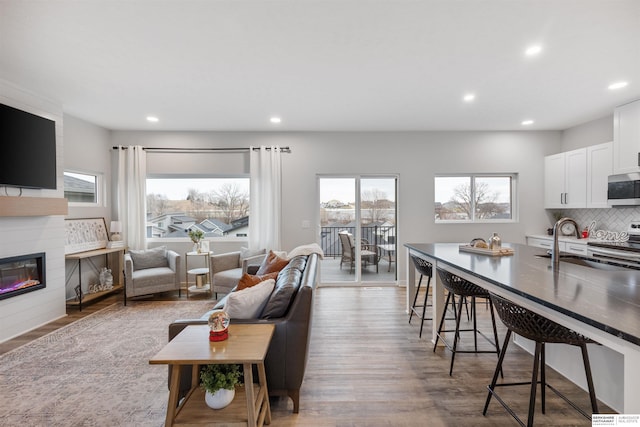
[150,323,275,427]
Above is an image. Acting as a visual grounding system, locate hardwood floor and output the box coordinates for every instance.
[269,286,610,426]
[0,286,611,426]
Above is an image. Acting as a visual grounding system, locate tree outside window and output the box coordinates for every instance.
[435,175,515,222]
[361,188,392,224]
[146,177,250,239]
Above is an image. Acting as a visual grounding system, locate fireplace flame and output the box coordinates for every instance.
[0,279,41,295]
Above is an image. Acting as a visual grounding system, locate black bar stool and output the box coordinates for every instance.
[408,255,433,338]
[433,270,501,376]
[483,293,599,427]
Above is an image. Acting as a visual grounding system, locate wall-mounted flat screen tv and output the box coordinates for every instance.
[0,102,57,190]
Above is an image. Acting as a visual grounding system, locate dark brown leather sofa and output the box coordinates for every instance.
[168,253,318,413]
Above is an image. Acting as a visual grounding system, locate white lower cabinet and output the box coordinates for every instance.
[564,242,588,255]
[526,235,587,255]
[527,236,555,250]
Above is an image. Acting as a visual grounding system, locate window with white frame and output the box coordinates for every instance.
[146,177,250,239]
[435,174,516,222]
[64,171,101,204]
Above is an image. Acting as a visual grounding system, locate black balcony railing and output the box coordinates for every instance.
[320,225,395,258]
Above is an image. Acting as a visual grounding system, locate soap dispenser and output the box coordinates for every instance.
[489,232,502,250]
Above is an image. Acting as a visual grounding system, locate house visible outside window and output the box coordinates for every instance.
[146,177,250,240]
[435,174,516,222]
[64,171,101,205]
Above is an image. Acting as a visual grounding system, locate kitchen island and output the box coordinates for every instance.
[405,242,640,413]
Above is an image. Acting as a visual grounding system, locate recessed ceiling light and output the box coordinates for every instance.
[525,45,543,56]
[270,116,282,124]
[608,81,629,90]
[521,120,534,126]
[463,93,476,102]
[146,116,159,123]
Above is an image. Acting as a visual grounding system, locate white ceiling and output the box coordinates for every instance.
[1,0,639,132]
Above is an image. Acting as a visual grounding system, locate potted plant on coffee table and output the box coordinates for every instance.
[200,364,242,409]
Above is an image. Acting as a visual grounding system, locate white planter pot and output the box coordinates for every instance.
[205,388,235,409]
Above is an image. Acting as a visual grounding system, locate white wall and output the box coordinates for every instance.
[0,80,66,343]
[113,129,561,284]
[63,115,113,299]
[561,114,613,152]
[284,131,560,284]
[64,114,112,220]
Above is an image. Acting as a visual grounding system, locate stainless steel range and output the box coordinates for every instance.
[587,221,640,266]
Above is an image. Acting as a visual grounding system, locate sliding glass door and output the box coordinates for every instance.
[360,178,397,280]
[318,176,397,284]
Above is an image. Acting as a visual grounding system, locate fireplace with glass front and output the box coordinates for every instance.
[0,252,46,300]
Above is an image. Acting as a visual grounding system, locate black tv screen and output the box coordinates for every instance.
[0,103,57,190]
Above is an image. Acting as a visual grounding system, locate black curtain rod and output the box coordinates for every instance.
[111,146,291,153]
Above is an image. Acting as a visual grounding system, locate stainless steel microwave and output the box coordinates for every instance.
[608,173,640,206]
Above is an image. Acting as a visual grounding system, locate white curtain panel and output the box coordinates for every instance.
[116,146,147,250]
[249,146,282,251]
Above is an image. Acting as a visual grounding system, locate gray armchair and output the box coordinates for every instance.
[210,249,266,297]
[124,246,181,299]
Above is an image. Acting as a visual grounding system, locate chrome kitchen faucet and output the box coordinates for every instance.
[552,217,580,269]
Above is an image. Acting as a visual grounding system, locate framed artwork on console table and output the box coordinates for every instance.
[64,218,109,254]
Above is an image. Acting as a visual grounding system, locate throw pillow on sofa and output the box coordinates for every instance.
[236,272,279,291]
[256,250,289,275]
[128,246,168,271]
[223,279,275,319]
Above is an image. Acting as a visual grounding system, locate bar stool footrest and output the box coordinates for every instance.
[435,329,499,353]
[486,381,593,425]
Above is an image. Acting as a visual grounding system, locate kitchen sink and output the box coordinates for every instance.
[536,254,639,271]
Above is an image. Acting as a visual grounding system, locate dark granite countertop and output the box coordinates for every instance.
[405,242,640,346]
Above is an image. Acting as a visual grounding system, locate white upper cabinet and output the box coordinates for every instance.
[544,148,587,208]
[565,149,588,208]
[544,153,567,208]
[613,99,640,174]
[544,142,613,209]
[586,142,613,208]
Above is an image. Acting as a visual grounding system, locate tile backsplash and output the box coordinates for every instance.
[549,207,640,233]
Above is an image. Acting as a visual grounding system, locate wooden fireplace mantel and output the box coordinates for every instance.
[0,196,68,217]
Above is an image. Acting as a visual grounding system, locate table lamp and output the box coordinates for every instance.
[110,221,122,241]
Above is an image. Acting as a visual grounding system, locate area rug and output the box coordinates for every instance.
[0,300,215,427]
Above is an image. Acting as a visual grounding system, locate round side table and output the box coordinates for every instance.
[185,251,213,298]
